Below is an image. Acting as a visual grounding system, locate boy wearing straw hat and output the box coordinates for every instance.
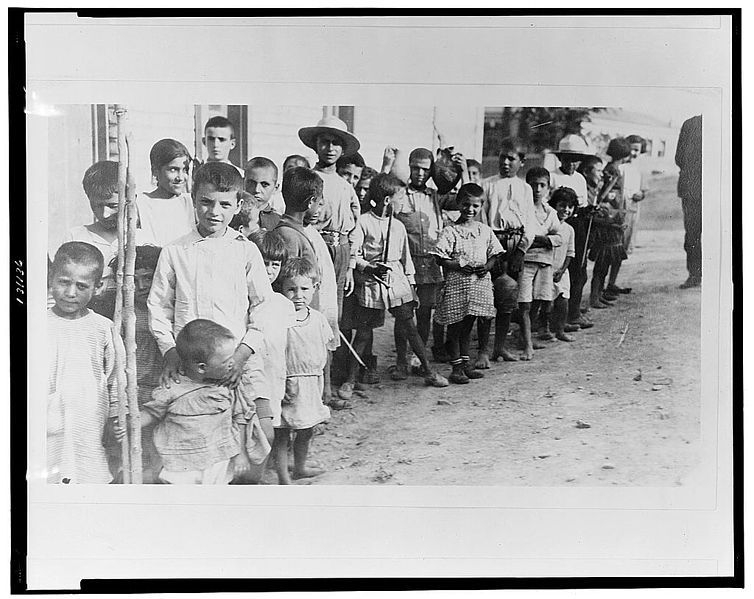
[298,116,361,322]
[549,133,592,208]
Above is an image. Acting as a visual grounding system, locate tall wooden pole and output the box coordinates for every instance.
[124,129,143,483]
[113,105,131,482]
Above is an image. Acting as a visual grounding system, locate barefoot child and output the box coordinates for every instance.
[136,139,195,247]
[47,242,122,484]
[341,173,448,398]
[547,187,578,342]
[137,319,258,484]
[148,162,275,460]
[518,167,562,361]
[273,257,334,484]
[430,184,503,384]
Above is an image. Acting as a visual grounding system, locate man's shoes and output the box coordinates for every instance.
[607,284,632,294]
[569,317,594,329]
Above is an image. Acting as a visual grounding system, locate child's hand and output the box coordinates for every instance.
[160,348,182,388]
[284,378,299,403]
[452,152,467,171]
[220,344,253,390]
[103,417,127,446]
[553,269,563,283]
[344,267,354,297]
[381,146,398,173]
[460,264,477,275]
[259,417,274,445]
[232,452,251,477]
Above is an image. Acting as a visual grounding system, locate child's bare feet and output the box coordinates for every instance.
[590,300,608,309]
[556,332,574,342]
[492,348,518,362]
[292,465,326,480]
[475,351,491,369]
[520,346,534,361]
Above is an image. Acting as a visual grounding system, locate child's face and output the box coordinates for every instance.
[498,151,522,178]
[528,176,550,203]
[133,267,155,303]
[409,158,432,189]
[303,192,324,225]
[583,161,604,187]
[629,143,642,162]
[372,187,406,215]
[553,200,574,222]
[199,337,237,381]
[467,165,482,184]
[458,195,483,221]
[559,156,580,176]
[356,177,372,207]
[244,166,278,207]
[50,261,100,319]
[193,183,241,238]
[337,163,363,188]
[316,133,344,166]
[281,274,316,311]
[154,156,190,196]
[89,193,120,230]
[283,157,308,172]
[264,259,282,283]
[203,126,236,162]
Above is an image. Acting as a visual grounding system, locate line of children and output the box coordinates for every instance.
[50,116,655,486]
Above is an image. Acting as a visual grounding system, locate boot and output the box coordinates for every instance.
[448,360,469,384]
[461,357,484,379]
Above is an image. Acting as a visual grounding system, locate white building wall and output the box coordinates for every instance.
[247,106,323,171]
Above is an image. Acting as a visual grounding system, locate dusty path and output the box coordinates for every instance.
[272,174,702,486]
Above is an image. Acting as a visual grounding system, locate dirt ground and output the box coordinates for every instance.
[272,173,702,486]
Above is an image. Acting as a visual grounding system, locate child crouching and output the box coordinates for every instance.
[274,257,334,485]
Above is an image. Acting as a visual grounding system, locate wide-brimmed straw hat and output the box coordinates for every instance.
[298,116,360,157]
[554,134,594,159]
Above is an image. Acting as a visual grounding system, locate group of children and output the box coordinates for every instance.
[47,113,649,485]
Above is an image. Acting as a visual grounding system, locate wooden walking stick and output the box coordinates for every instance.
[581,172,620,269]
[124,129,143,484]
[113,105,131,483]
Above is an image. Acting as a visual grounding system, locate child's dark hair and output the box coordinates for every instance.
[364,173,407,209]
[525,166,551,184]
[204,115,236,138]
[409,147,434,164]
[51,241,104,283]
[466,158,482,170]
[82,161,119,200]
[336,152,365,170]
[549,186,578,209]
[278,256,320,286]
[175,319,236,365]
[626,134,644,147]
[578,155,603,174]
[192,161,243,196]
[499,138,527,160]
[606,138,632,161]
[149,139,191,173]
[281,166,323,212]
[254,233,288,264]
[283,154,311,170]
[244,156,279,180]
[360,166,378,181]
[108,245,162,274]
[456,183,484,204]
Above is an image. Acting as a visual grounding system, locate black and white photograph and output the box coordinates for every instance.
[16,11,738,589]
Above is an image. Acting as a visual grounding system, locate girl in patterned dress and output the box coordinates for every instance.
[431,184,504,384]
[273,257,334,485]
[47,242,123,484]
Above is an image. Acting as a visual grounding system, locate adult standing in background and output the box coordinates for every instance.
[675,115,703,289]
